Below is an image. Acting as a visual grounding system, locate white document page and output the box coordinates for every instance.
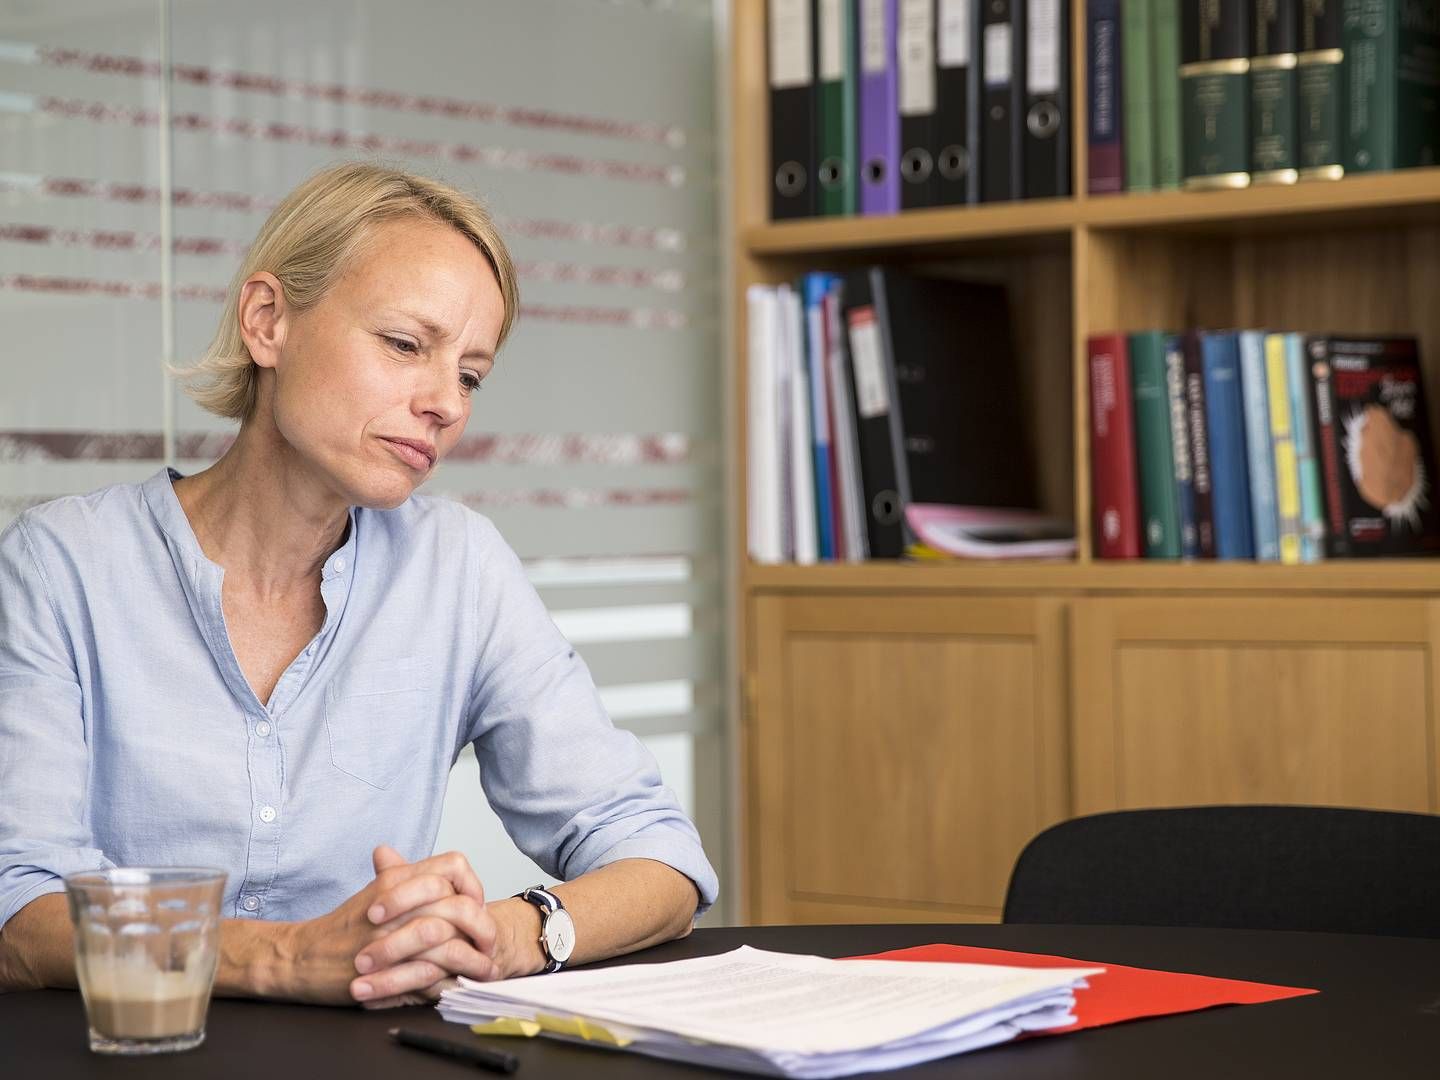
[443,946,1101,1056]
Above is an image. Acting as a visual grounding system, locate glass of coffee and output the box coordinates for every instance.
[63,867,227,1054]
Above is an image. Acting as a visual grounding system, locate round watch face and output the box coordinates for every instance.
[544,908,576,963]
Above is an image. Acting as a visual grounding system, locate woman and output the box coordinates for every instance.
[0,162,717,1006]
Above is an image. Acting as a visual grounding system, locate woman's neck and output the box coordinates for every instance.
[173,419,350,600]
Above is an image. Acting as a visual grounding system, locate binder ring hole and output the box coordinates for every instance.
[819,157,844,189]
[873,492,901,526]
[938,145,969,181]
[1027,101,1060,138]
[901,148,934,183]
[775,162,807,197]
[864,157,887,184]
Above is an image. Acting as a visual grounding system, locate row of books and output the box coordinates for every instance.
[767,0,1072,221]
[747,269,1040,562]
[1089,331,1440,561]
[1090,0,1440,194]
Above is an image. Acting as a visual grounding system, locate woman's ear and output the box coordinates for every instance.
[236,272,288,370]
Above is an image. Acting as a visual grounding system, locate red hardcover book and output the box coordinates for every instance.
[1088,333,1142,558]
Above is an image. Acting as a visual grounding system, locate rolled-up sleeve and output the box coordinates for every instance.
[463,519,718,917]
[0,518,113,931]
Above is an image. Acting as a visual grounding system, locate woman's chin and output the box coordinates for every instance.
[352,470,422,510]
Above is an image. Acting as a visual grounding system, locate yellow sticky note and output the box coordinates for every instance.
[534,1012,634,1048]
[470,1018,542,1038]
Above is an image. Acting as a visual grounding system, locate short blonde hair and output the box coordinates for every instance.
[177,161,519,421]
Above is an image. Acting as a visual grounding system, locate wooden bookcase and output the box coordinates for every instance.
[730,0,1440,925]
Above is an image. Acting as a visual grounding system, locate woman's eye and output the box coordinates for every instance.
[460,371,483,394]
[384,335,419,354]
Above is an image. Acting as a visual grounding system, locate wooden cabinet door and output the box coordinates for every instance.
[1071,598,1440,816]
[746,594,1070,925]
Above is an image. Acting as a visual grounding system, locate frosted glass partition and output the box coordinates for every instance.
[1,0,726,919]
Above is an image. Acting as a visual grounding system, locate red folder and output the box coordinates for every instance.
[847,944,1317,1032]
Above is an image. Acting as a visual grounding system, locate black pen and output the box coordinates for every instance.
[388,1027,520,1074]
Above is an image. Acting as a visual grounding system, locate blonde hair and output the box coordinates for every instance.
[176,161,519,421]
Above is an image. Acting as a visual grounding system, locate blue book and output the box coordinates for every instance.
[1198,331,1255,559]
[803,273,837,561]
[1283,332,1326,563]
[1237,330,1281,561]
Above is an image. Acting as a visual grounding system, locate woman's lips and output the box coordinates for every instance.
[380,437,434,471]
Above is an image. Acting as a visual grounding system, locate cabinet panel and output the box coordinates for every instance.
[1072,598,1440,816]
[747,595,1069,924]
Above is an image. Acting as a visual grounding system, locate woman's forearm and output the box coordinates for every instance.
[489,857,700,980]
[0,890,293,999]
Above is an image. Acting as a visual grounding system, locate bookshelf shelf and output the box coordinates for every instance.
[744,560,1440,595]
[742,196,1080,257]
[740,167,1440,261]
[1082,167,1440,235]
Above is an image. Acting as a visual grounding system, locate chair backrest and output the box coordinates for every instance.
[1003,805,1440,938]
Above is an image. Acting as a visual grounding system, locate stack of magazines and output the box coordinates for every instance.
[439,946,1100,1078]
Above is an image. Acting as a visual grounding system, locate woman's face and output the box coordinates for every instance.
[266,215,505,510]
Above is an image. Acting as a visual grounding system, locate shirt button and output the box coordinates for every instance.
[259,805,277,824]
[256,721,272,738]
[242,895,260,912]
[332,557,347,574]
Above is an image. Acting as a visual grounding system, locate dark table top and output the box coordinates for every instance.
[5,922,1440,1078]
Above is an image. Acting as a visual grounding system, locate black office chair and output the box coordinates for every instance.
[1003,805,1440,938]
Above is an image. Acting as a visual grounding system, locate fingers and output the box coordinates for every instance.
[368,850,485,923]
[358,976,459,1011]
[359,895,499,972]
[372,844,408,875]
[351,940,496,1003]
[364,873,457,927]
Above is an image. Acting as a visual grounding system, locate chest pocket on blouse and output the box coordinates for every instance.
[324,656,431,789]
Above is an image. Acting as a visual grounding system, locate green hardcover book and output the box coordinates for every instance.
[1297,0,1345,179]
[1182,0,1253,189]
[1342,0,1440,173]
[816,0,859,215]
[1124,0,1158,190]
[1252,0,1301,182]
[1153,0,1185,187]
[1130,331,1182,558]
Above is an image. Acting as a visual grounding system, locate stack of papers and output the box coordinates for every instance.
[439,946,1102,1078]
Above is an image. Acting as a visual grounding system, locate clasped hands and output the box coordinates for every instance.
[281,844,510,1008]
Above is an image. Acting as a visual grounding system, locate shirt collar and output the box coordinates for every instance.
[140,466,360,578]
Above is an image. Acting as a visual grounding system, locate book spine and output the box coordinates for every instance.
[1180,334,1217,556]
[1306,336,1353,556]
[1342,0,1396,172]
[1123,0,1157,190]
[1298,0,1345,179]
[770,0,820,218]
[1088,0,1126,192]
[936,0,977,203]
[1182,0,1252,189]
[1166,335,1200,556]
[1251,0,1301,183]
[860,0,903,213]
[1284,331,1328,561]
[818,0,853,215]
[1153,0,1185,187]
[1199,331,1256,559]
[1265,332,1304,563]
[1396,0,1440,167]
[1239,330,1281,560]
[804,274,836,560]
[899,0,941,208]
[1131,331,1183,557]
[1089,333,1143,558]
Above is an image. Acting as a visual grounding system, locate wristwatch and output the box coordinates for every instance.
[514,885,575,973]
